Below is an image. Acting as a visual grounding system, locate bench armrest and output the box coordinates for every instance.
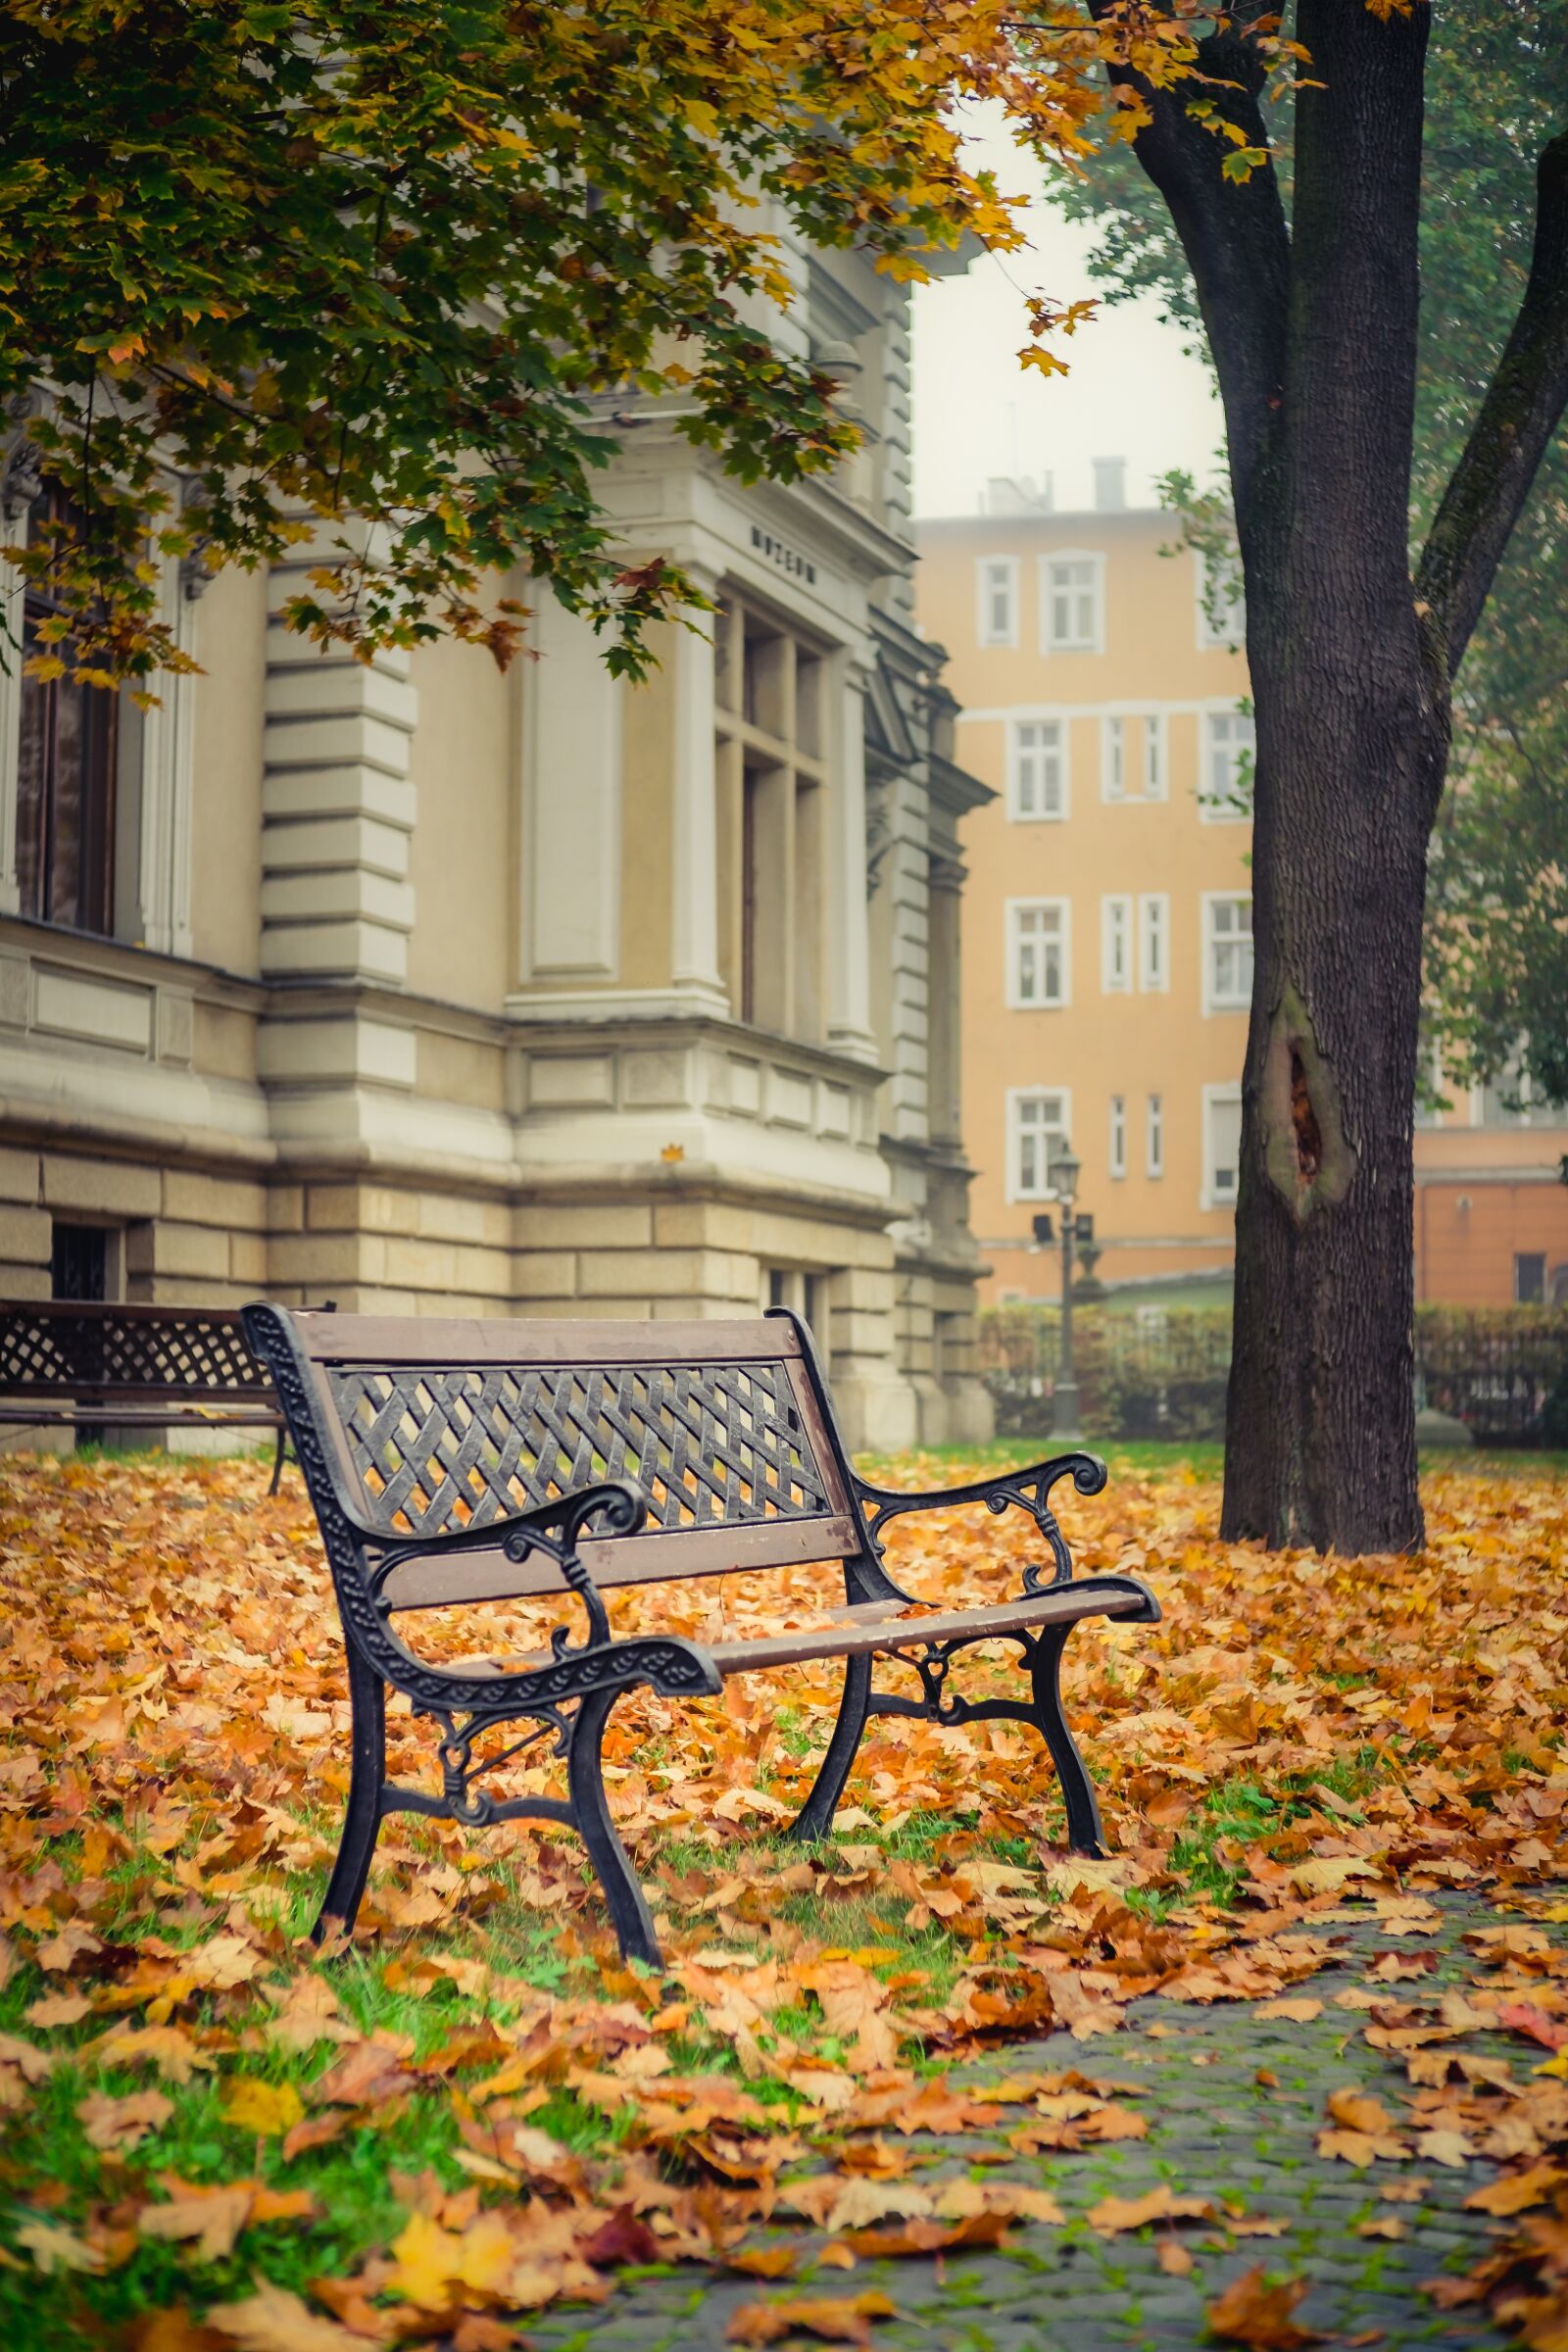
[369,1477,647,1650]
[853,1451,1106,1594]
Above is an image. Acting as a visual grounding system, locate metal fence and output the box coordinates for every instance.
[978,1303,1568,1447]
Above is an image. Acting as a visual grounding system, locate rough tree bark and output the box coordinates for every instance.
[1095,0,1568,1552]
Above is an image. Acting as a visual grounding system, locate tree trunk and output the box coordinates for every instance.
[1219,0,1443,1553]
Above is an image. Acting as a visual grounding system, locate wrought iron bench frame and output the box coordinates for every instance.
[242,1300,1160,1968]
[0,1299,290,1491]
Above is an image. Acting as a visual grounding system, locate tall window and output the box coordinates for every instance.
[1007,900,1069,1007]
[1102,895,1132,993]
[1010,1089,1070,1200]
[17,489,120,935]
[1042,554,1102,652]
[1102,712,1165,804]
[1197,549,1247,650]
[1204,1089,1244,1207]
[1009,717,1066,820]
[1108,1094,1127,1179]
[1103,715,1125,801]
[1139,892,1169,993]
[1201,708,1256,819]
[713,599,828,1041]
[977,556,1018,648]
[1516,1252,1547,1305]
[1205,894,1253,1011]
[1147,1093,1164,1178]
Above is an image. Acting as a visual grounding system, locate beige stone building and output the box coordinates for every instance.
[917,471,1568,1310]
[0,230,995,1447]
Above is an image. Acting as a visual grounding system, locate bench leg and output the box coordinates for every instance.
[269,1426,288,1496]
[1026,1625,1106,1856]
[567,1686,662,1971]
[785,1651,873,1844]
[315,1648,387,1942]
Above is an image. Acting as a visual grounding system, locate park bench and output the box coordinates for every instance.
[0,1299,290,1490]
[242,1301,1161,1967]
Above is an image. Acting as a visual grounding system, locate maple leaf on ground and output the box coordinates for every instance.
[79,2086,174,2151]
[205,2279,364,2351]
[16,2215,105,2274]
[220,2077,305,2136]
[1205,2266,1325,2350]
[726,2294,899,2347]
[1088,2186,1214,2234]
[1467,2163,1568,2216]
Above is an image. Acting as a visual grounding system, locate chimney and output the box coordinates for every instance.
[1093,456,1127,512]
[984,474,1054,516]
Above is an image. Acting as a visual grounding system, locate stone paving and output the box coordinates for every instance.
[527,1894,1537,2349]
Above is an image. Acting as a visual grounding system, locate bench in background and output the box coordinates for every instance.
[0,1300,288,1489]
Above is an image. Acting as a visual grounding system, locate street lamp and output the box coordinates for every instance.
[1048,1145,1083,1445]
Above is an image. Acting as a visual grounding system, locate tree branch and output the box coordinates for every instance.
[1089,2,1291,534]
[1418,128,1568,679]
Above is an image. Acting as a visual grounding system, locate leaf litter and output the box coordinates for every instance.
[0,1449,1564,2342]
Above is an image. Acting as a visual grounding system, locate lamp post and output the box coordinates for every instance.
[1049,1145,1083,1445]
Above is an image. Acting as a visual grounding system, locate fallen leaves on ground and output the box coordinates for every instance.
[0,1450,1565,2340]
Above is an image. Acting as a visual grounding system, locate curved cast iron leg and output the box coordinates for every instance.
[1028,1625,1106,1855]
[315,1646,387,1940]
[567,1686,662,1970]
[785,1651,874,1843]
[269,1426,288,1495]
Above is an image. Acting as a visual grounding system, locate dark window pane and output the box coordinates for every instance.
[15,489,119,936]
[1515,1252,1547,1305]
[51,1224,108,1301]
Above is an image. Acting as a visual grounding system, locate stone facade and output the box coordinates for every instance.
[0,226,994,1448]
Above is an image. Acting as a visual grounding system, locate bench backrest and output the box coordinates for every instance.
[244,1304,864,1608]
[0,1301,278,1406]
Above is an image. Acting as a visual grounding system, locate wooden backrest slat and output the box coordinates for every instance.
[251,1303,863,1598]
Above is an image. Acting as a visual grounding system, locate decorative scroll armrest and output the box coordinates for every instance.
[853,1451,1106,1594]
[369,1478,647,1652]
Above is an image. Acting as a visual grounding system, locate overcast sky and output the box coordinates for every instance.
[910,113,1224,520]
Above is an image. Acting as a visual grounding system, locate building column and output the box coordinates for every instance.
[137,497,203,960]
[826,656,879,1066]
[259,539,417,985]
[668,566,728,1014]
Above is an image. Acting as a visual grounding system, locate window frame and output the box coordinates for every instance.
[1108,1093,1127,1180]
[1007,1085,1072,1203]
[1201,1082,1244,1212]
[1138,891,1170,995]
[1199,704,1257,824]
[975,554,1020,649]
[1006,714,1069,822]
[1195,548,1247,651]
[1005,896,1072,1011]
[1038,550,1105,656]
[1146,1092,1165,1180]
[1202,891,1254,1014]
[1102,893,1132,994]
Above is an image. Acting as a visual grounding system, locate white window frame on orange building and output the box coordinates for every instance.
[1006,715,1068,820]
[1199,703,1256,822]
[1101,710,1167,805]
[1195,549,1247,651]
[1039,551,1105,654]
[1147,1091,1165,1179]
[1201,1081,1244,1211]
[1138,891,1170,993]
[1202,892,1253,1014]
[1108,1093,1127,1180]
[1006,897,1071,1009]
[976,556,1019,648]
[1102,894,1132,993]
[1006,1085,1072,1201]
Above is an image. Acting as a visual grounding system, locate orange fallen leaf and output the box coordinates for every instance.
[726,2294,898,2346]
[1088,2187,1214,2234]
[1205,2265,1324,2349]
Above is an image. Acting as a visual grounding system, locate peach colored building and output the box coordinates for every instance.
[917,472,1568,1310]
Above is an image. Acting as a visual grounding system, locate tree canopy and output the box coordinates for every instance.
[1,0,1033,688]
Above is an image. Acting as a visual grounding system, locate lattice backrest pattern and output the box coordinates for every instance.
[0,1307,273,1396]
[328,1358,836,1541]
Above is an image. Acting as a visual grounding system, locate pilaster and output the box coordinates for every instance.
[260,547,417,985]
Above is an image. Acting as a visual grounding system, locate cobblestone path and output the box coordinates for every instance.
[528,1893,1537,2350]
